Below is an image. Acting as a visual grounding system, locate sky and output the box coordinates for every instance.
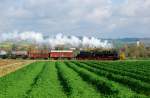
[0,0,150,38]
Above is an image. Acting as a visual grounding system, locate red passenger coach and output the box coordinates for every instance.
[50,50,74,59]
[28,50,49,59]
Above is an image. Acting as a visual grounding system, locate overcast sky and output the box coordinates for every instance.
[0,0,150,38]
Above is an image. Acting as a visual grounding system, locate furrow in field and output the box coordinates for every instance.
[82,62,150,83]
[56,62,72,96]
[27,62,67,98]
[56,62,102,98]
[24,62,47,98]
[0,62,45,98]
[97,61,150,76]
[64,62,121,96]
[72,61,150,96]
[120,61,150,69]
[66,62,149,98]
[116,62,150,75]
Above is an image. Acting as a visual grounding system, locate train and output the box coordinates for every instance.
[0,49,120,60]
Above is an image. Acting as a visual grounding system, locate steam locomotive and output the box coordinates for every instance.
[76,50,119,60]
[0,49,119,60]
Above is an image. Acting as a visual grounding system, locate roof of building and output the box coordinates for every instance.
[51,50,73,52]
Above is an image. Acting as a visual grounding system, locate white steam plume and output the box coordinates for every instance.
[0,31,112,48]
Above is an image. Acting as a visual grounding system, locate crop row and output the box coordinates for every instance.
[64,62,120,95]
[65,62,149,98]
[115,61,150,74]
[82,61,150,83]
[95,61,150,76]
[56,62,102,98]
[72,61,150,96]
[27,62,67,98]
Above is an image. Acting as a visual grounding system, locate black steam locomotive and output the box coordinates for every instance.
[76,50,119,60]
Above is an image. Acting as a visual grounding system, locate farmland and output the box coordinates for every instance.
[0,61,150,98]
[0,60,34,77]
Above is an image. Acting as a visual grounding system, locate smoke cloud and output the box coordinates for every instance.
[0,31,112,48]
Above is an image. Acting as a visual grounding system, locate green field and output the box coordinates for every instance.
[0,61,150,98]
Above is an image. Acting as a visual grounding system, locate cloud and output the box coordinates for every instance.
[120,0,150,17]
[0,0,150,38]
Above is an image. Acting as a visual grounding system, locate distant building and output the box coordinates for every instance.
[0,50,7,55]
[137,41,140,47]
